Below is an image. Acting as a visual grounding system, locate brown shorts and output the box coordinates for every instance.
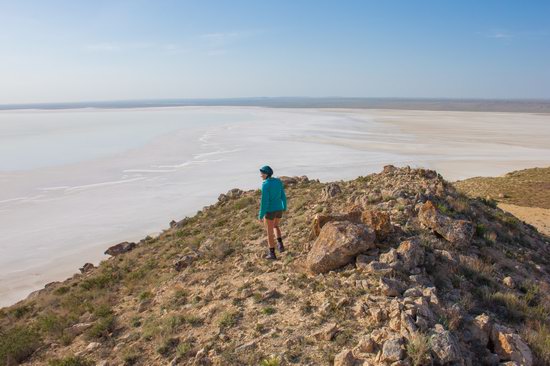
[265,210,283,220]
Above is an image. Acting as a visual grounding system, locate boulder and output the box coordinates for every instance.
[430,329,461,364]
[104,241,136,256]
[279,175,309,186]
[306,221,376,273]
[310,210,364,239]
[381,338,405,362]
[468,313,491,346]
[321,183,342,200]
[490,324,533,366]
[361,209,393,240]
[217,188,244,202]
[396,240,425,270]
[79,263,95,273]
[418,201,474,247]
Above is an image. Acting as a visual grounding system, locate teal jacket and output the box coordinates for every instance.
[258,177,287,219]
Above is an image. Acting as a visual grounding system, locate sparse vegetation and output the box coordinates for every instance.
[1,167,549,365]
[407,332,431,366]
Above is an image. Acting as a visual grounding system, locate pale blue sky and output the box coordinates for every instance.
[1,0,549,103]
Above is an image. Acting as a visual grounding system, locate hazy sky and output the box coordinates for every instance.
[1,0,549,103]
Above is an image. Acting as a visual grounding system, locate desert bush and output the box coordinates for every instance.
[47,355,93,366]
[523,321,550,365]
[218,310,240,329]
[407,332,431,366]
[0,326,41,365]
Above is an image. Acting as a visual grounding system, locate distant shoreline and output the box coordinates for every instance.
[2,97,550,113]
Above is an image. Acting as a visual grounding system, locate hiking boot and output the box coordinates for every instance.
[265,248,277,260]
[277,238,285,253]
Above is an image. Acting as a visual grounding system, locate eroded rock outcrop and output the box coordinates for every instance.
[306,221,376,273]
[418,200,474,247]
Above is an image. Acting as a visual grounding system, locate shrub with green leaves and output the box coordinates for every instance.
[0,326,41,365]
[48,355,94,366]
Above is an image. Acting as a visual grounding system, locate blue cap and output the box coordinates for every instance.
[259,165,273,176]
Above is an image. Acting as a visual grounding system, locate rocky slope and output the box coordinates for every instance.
[1,166,550,366]
[455,167,550,236]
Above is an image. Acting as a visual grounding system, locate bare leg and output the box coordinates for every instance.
[264,218,276,249]
[273,217,282,239]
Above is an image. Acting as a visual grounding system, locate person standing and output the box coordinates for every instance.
[258,165,287,260]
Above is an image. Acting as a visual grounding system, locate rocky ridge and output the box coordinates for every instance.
[1,166,549,366]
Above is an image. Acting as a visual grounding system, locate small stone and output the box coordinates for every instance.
[86,342,101,351]
[369,308,387,323]
[333,348,356,366]
[503,276,516,289]
[314,323,339,341]
[379,277,405,297]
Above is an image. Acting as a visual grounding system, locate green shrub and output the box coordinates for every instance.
[260,356,280,366]
[48,355,93,366]
[218,311,239,328]
[157,337,179,357]
[10,304,33,319]
[86,315,115,339]
[122,348,140,366]
[0,326,41,365]
[37,313,69,338]
[523,321,550,365]
[54,286,70,295]
[261,306,276,315]
[407,332,431,366]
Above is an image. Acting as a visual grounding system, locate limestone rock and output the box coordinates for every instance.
[361,209,393,240]
[469,313,491,346]
[430,330,461,364]
[279,175,309,186]
[314,322,339,341]
[104,241,136,256]
[381,338,404,362]
[217,188,244,202]
[79,263,95,274]
[355,335,375,353]
[396,240,425,270]
[418,201,474,247]
[306,221,376,274]
[379,277,405,297]
[310,212,362,239]
[491,324,533,366]
[380,248,399,266]
[322,183,342,200]
[173,254,196,271]
[333,349,356,366]
[364,261,393,276]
